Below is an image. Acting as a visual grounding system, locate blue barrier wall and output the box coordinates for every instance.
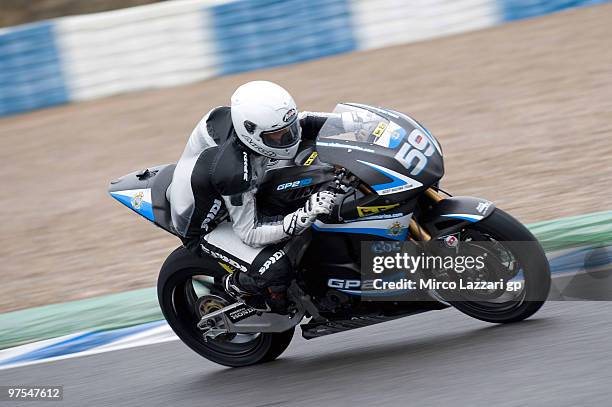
[0,0,610,117]
[210,0,356,74]
[0,22,68,116]
[500,0,610,21]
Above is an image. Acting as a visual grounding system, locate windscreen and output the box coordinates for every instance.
[317,104,407,149]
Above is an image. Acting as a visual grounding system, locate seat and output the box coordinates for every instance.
[150,164,177,235]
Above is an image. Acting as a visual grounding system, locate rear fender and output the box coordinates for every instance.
[420,196,495,238]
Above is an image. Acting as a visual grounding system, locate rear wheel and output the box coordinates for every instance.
[157,247,294,367]
[438,209,551,323]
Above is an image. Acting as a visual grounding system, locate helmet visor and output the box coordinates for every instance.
[261,120,300,148]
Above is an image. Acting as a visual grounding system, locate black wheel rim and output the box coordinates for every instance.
[444,228,529,314]
[168,271,266,357]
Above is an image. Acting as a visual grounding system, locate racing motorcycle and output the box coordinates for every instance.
[109,103,551,367]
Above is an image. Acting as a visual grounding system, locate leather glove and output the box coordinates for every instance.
[283,191,337,236]
[304,190,337,219]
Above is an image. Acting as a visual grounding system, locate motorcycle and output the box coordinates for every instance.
[109,103,551,367]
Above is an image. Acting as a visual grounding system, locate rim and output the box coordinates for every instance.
[169,273,265,356]
[439,228,529,313]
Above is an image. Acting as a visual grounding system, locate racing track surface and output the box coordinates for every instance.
[2,301,611,406]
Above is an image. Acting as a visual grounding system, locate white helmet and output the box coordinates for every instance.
[231,81,301,160]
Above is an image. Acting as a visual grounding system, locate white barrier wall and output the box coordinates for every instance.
[352,0,499,50]
[55,0,219,101]
[1,0,610,116]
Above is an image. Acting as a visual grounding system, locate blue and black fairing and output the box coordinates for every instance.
[315,103,444,206]
[255,159,335,217]
[108,164,177,235]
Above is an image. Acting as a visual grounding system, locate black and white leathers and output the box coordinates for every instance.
[169,106,332,258]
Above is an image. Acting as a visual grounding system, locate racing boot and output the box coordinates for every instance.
[222,273,269,312]
[266,285,290,315]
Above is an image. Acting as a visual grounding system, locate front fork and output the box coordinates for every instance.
[408,188,443,241]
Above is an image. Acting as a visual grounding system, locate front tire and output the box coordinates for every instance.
[157,247,294,367]
[445,209,551,323]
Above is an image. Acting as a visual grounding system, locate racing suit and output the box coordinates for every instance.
[168,106,333,295]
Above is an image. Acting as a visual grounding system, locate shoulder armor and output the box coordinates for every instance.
[211,138,253,196]
[206,106,234,145]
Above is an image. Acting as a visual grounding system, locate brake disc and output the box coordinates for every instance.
[195,295,233,341]
[196,294,229,317]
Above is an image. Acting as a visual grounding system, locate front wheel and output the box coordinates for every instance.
[157,247,295,367]
[440,209,551,323]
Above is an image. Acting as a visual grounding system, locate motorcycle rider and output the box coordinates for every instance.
[168,81,340,311]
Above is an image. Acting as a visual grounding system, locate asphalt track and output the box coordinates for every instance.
[2,301,611,406]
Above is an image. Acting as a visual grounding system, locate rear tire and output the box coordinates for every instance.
[157,247,295,367]
[446,209,551,323]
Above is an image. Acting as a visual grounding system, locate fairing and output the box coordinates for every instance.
[316,103,444,203]
[108,164,177,235]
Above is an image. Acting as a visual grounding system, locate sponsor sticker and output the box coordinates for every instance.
[283,108,297,123]
[388,127,406,149]
[218,262,236,274]
[476,201,492,214]
[131,191,144,209]
[357,204,400,217]
[346,212,404,222]
[316,141,375,153]
[276,178,313,191]
[303,151,318,166]
[372,122,387,138]
[444,235,459,248]
[373,122,406,149]
[387,221,405,237]
[227,304,258,323]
